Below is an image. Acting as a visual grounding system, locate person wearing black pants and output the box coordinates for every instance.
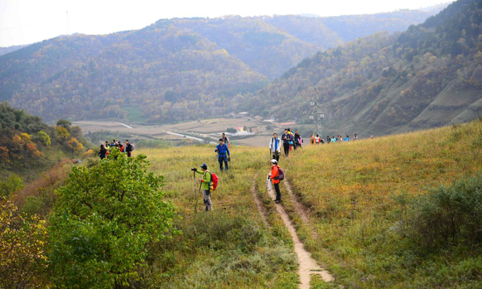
[270,159,282,203]
[215,138,230,172]
[281,129,292,157]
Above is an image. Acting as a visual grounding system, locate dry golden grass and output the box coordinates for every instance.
[282,121,482,288]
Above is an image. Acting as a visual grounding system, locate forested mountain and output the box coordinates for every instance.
[248,0,482,137]
[0,45,28,56]
[0,9,442,123]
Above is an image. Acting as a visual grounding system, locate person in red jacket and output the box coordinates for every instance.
[269,159,282,203]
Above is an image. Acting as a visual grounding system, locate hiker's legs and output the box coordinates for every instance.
[202,190,212,211]
[283,143,289,157]
[274,183,281,202]
[224,156,229,172]
[218,157,224,171]
[273,151,280,162]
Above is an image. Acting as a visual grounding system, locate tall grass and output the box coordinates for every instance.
[137,145,299,288]
[283,121,482,288]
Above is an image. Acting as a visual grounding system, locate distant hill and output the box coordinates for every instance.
[248,0,482,137]
[0,45,28,56]
[0,9,442,123]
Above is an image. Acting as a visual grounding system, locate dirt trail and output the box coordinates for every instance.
[266,179,334,288]
[283,179,320,240]
[251,174,270,227]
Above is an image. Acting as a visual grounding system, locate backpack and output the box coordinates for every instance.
[278,167,285,181]
[209,172,219,191]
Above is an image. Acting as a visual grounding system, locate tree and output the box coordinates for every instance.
[56,119,72,130]
[48,152,177,289]
[0,199,48,289]
[37,131,51,146]
[0,174,24,198]
[67,137,84,154]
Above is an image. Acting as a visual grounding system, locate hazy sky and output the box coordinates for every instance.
[0,0,452,47]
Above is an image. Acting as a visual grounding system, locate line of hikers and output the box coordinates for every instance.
[185,129,366,211]
[310,134,359,145]
[98,139,134,159]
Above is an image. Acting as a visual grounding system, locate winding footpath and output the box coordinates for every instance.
[253,175,334,288]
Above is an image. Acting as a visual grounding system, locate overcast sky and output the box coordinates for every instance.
[0,0,452,47]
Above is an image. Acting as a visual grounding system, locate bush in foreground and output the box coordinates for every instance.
[48,151,177,289]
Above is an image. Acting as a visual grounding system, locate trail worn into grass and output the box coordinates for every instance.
[266,179,334,288]
[283,178,320,240]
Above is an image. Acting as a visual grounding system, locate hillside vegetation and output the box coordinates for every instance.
[251,0,482,137]
[0,10,442,123]
[280,120,482,288]
[0,102,89,192]
[4,119,482,288]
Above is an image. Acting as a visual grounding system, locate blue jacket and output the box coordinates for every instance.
[215,144,230,157]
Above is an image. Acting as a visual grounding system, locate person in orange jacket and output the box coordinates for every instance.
[269,159,282,203]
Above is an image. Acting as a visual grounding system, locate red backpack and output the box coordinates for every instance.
[209,172,219,191]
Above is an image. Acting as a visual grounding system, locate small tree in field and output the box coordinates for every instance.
[48,151,177,289]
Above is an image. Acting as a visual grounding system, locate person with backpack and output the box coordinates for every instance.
[118,141,125,153]
[192,164,214,211]
[269,133,281,162]
[268,159,284,203]
[125,140,134,157]
[99,144,107,160]
[288,129,295,151]
[296,130,303,148]
[281,129,292,157]
[222,133,231,149]
[215,138,230,172]
[294,130,301,150]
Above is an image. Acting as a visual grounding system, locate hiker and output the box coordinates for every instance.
[125,140,134,157]
[192,164,213,211]
[315,134,320,144]
[99,144,107,160]
[310,134,316,145]
[269,133,281,162]
[281,129,292,157]
[296,131,303,148]
[294,130,301,150]
[326,136,331,144]
[118,141,125,152]
[110,139,117,148]
[331,136,336,143]
[354,134,359,140]
[222,133,231,149]
[344,135,350,141]
[215,138,230,172]
[268,159,282,203]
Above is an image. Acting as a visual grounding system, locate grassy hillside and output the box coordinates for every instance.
[280,120,482,288]
[5,119,482,288]
[130,146,299,288]
[251,0,482,137]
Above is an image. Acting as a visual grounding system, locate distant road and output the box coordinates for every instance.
[117,122,134,129]
[165,131,204,142]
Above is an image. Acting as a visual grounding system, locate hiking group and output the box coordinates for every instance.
[99,139,134,159]
[310,133,359,144]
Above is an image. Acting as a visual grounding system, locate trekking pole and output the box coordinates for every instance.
[193,171,197,213]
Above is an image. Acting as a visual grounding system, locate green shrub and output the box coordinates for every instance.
[0,174,24,198]
[48,151,178,289]
[403,173,482,250]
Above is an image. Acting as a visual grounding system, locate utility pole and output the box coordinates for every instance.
[309,87,324,137]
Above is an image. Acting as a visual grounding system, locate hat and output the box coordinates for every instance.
[271,159,278,164]
[200,164,208,169]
